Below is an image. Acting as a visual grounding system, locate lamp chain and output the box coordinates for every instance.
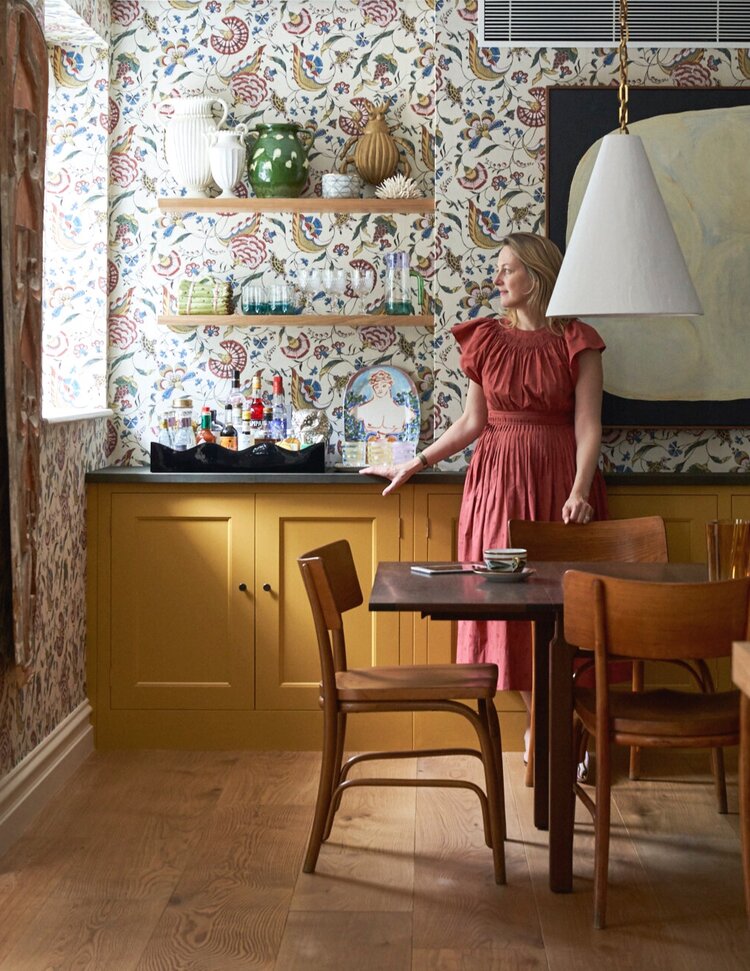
[618,0,629,133]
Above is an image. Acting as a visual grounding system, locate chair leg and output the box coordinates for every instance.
[711,745,729,815]
[593,733,612,930]
[303,704,341,874]
[485,699,507,841]
[629,661,643,780]
[525,631,535,787]
[477,699,506,885]
[323,712,348,841]
[740,695,750,924]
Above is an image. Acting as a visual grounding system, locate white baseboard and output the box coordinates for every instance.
[0,700,94,856]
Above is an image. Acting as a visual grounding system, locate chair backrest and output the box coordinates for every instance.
[564,570,750,664]
[298,540,363,685]
[508,516,668,564]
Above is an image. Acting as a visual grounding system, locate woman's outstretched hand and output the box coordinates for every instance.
[562,492,594,524]
[359,458,421,496]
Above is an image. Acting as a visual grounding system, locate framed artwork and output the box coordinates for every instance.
[546,85,750,427]
[343,365,420,443]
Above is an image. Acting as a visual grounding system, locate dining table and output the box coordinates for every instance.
[369,558,706,892]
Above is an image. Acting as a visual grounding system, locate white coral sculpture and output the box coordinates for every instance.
[374,174,422,199]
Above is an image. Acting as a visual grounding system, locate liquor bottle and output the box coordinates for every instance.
[173,410,196,451]
[270,374,287,441]
[238,409,254,450]
[218,403,238,450]
[196,406,216,444]
[255,406,274,444]
[157,417,173,447]
[166,408,178,444]
[249,374,264,419]
[249,374,264,435]
[230,369,244,430]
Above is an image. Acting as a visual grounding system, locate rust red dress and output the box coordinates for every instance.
[452,316,608,691]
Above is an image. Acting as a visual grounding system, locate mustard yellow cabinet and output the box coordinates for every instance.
[108,492,255,711]
[606,486,719,562]
[412,487,463,667]
[254,491,403,710]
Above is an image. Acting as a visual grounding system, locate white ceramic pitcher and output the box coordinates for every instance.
[164,96,229,197]
[206,124,248,199]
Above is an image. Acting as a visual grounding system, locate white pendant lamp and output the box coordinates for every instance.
[546,0,702,319]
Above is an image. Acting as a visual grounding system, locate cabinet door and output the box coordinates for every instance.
[732,495,750,521]
[607,492,718,562]
[255,493,401,709]
[110,493,254,709]
[421,492,463,666]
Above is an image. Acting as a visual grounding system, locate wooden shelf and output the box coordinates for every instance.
[157,197,435,215]
[158,313,434,329]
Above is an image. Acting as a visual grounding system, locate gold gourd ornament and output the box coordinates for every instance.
[350,106,400,185]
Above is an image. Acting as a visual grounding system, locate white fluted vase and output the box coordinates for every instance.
[207,124,248,199]
[164,96,229,197]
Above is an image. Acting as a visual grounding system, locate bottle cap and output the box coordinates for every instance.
[273,374,283,393]
[263,406,273,416]
[174,397,192,408]
[201,405,211,413]
[233,369,241,386]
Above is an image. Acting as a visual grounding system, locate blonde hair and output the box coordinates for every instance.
[497,233,566,332]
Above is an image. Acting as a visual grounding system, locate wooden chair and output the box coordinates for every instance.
[508,516,670,784]
[564,570,750,928]
[298,539,506,884]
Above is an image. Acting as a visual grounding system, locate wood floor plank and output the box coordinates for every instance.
[275,911,412,970]
[216,750,320,809]
[1,895,170,971]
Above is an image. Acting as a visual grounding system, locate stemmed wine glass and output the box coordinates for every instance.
[350,268,375,314]
[330,269,348,314]
[297,267,321,314]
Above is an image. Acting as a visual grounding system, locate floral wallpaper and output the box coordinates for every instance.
[104,0,750,474]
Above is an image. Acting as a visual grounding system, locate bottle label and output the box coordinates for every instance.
[219,436,238,450]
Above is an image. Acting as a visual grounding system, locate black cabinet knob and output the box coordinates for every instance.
[238,583,247,592]
[262,583,271,592]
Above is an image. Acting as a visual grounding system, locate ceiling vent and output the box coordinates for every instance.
[478,0,750,48]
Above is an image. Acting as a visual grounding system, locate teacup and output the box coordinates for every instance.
[483,548,527,573]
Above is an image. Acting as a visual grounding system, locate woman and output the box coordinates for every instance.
[361,232,607,764]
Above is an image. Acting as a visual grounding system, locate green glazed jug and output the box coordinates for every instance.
[246,122,313,198]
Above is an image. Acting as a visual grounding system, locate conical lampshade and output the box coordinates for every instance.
[546,132,703,318]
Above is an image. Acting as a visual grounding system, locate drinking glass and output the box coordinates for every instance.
[241,282,267,315]
[706,519,750,580]
[330,269,348,313]
[268,283,297,315]
[301,268,321,314]
[350,268,375,313]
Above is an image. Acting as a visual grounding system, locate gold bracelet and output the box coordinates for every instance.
[417,452,431,469]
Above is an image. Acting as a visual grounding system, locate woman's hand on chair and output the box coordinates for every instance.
[562,493,593,524]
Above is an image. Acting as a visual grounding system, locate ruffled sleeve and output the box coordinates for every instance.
[564,319,605,382]
[451,317,499,385]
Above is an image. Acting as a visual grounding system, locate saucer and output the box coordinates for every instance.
[472,566,536,583]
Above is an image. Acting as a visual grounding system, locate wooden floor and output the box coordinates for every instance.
[0,746,747,970]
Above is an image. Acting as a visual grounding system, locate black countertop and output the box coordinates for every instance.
[85,466,750,486]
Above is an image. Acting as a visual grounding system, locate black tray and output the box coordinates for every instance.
[150,441,325,474]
